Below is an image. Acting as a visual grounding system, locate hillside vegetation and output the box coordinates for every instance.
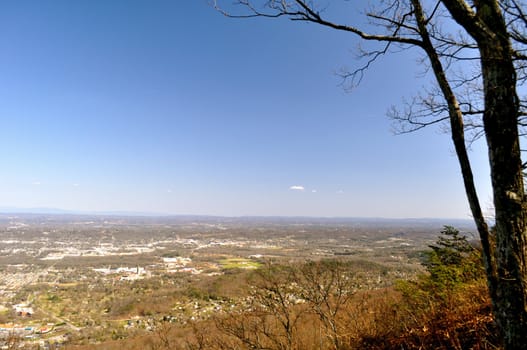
[69,226,498,350]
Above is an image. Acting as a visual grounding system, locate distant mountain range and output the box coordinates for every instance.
[0,206,476,228]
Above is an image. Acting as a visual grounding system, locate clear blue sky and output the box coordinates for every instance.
[0,0,492,218]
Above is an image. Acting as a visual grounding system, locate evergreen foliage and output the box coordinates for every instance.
[422,226,484,290]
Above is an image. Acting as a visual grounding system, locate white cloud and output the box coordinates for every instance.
[73,183,80,187]
[32,181,41,186]
[289,185,305,191]
[312,190,317,193]
[336,190,344,194]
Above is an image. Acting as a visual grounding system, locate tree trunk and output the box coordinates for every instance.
[481,51,527,349]
[477,3,527,347]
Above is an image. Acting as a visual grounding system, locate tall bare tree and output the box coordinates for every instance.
[295,260,358,350]
[213,0,527,348]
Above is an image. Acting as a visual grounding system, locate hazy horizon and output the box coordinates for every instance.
[0,206,479,223]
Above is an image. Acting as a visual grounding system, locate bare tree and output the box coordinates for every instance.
[147,319,176,350]
[212,262,311,350]
[247,262,307,350]
[213,0,527,348]
[295,260,357,350]
[3,332,21,350]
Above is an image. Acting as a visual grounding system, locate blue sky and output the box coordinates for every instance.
[0,0,492,218]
